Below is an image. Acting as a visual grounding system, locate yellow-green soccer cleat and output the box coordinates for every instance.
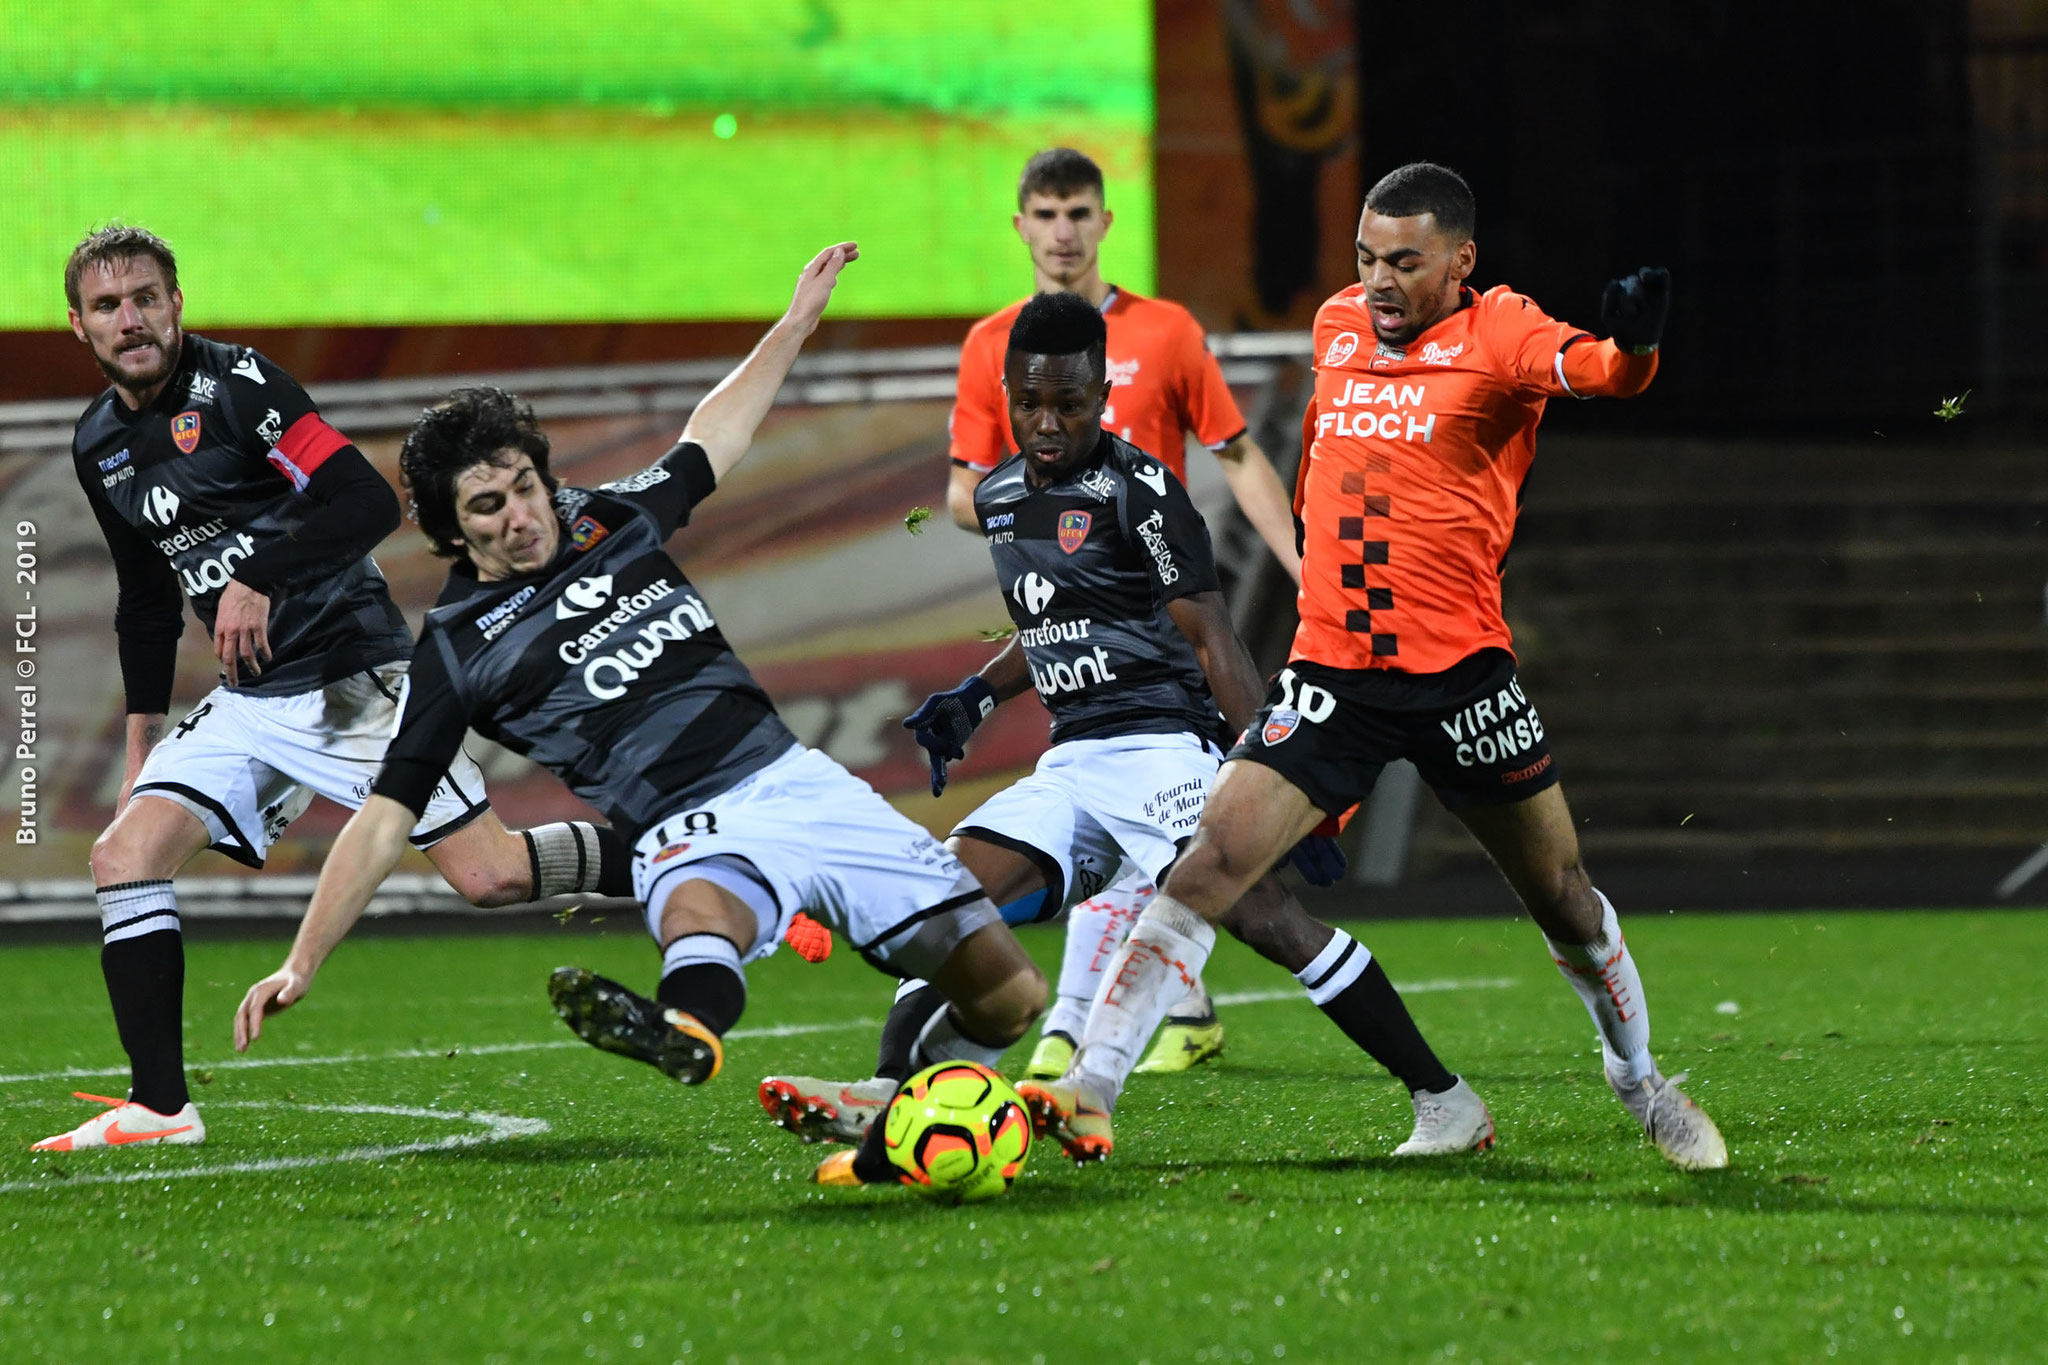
[1023,1031,1076,1081]
[1134,1015,1225,1074]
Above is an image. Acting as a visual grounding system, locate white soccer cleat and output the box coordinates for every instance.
[1393,1076,1496,1155]
[758,1075,896,1144]
[31,1092,206,1152]
[1607,1066,1728,1171]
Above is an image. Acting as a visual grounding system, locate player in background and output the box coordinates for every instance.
[233,248,1050,1155]
[947,148,1311,1081]
[1030,165,1729,1170]
[39,226,630,1153]
[761,293,1492,1177]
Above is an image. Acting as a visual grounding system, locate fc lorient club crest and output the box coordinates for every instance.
[1057,510,1091,554]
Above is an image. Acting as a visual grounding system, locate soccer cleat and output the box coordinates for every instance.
[758,1074,895,1144]
[31,1093,206,1152]
[547,966,723,1084]
[1393,1077,1496,1156]
[1608,1066,1729,1171]
[1014,1080,1114,1164]
[783,911,834,964]
[810,1148,912,1188]
[1134,1015,1226,1074]
[1023,1031,1076,1081]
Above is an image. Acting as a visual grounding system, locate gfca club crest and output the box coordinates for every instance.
[1057,510,1091,554]
[171,411,202,454]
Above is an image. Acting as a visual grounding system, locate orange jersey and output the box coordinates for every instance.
[949,287,1249,482]
[1293,283,1658,674]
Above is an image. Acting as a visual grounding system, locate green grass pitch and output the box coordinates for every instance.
[3,911,2045,1362]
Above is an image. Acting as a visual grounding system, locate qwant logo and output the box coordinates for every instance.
[555,574,614,620]
[1324,331,1359,367]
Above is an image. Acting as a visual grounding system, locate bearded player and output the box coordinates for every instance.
[948,148,1311,1080]
[761,293,1493,1179]
[39,226,632,1153]
[1027,164,1729,1170]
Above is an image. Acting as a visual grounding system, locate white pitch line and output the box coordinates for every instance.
[0,978,1518,1087]
[0,1101,547,1195]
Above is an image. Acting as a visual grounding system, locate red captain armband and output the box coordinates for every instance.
[265,414,352,492]
[1314,802,1364,838]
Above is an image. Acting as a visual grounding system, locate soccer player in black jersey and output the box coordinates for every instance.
[233,247,1050,1153]
[763,293,1493,1174]
[38,226,630,1154]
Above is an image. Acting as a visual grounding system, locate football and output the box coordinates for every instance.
[882,1061,1033,1203]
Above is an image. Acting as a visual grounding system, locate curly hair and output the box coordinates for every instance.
[65,223,178,312]
[1363,162,1476,241]
[1007,291,1107,379]
[399,386,558,560]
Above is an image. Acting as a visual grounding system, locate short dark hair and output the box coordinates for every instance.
[65,223,178,312]
[1018,148,1105,209]
[1363,162,1476,241]
[1008,292,1107,375]
[399,386,558,560]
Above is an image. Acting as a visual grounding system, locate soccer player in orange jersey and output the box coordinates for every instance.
[1029,163,1729,1171]
[945,149,1309,1081]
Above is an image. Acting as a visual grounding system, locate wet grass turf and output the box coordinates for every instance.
[2,910,2045,1362]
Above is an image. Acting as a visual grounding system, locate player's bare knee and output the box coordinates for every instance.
[90,823,163,885]
[455,862,530,909]
[959,962,1045,1045]
[1163,832,1254,918]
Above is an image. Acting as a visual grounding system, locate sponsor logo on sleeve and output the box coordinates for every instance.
[170,411,202,454]
[1323,331,1359,367]
[1056,510,1091,554]
[231,352,266,384]
[1134,464,1168,497]
[1135,510,1179,584]
[1010,572,1056,615]
[601,466,671,494]
[256,409,284,446]
[569,515,609,552]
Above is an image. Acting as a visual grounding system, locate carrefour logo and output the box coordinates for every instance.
[1011,572,1056,616]
[555,574,614,619]
[141,485,181,527]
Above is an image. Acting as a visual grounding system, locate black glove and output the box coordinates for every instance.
[902,675,997,797]
[1600,266,1671,355]
[1288,834,1348,887]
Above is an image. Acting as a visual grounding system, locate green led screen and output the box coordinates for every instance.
[0,2,1154,328]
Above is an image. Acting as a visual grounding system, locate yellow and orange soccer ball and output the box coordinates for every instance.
[883,1061,1033,1203]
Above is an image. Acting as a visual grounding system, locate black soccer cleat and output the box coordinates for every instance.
[547,966,724,1084]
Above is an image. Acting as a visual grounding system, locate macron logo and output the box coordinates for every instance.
[1135,464,1168,497]
[1011,572,1056,616]
[556,574,614,619]
[231,352,265,385]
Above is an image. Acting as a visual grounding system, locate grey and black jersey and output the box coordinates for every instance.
[974,432,1226,747]
[371,444,797,840]
[71,333,412,698]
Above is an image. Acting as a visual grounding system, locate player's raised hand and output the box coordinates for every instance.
[233,963,311,1051]
[902,675,997,797]
[1601,266,1671,355]
[213,578,273,687]
[786,241,860,335]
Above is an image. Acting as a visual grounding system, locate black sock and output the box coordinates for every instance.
[849,1090,902,1183]
[875,982,947,1082]
[656,935,748,1036]
[1316,957,1457,1095]
[593,825,634,898]
[100,925,189,1114]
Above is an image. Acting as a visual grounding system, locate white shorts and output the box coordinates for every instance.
[953,731,1220,922]
[132,664,490,868]
[633,746,998,979]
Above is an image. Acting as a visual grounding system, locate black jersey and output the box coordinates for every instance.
[371,443,797,839]
[974,432,1225,746]
[72,334,411,699]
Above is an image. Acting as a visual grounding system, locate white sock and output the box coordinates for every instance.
[1069,896,1216,1109]
[1044,874,1149,1039]
[1543,889,1652,1083]
[910,1008,1008,1071]
[1292,928,1371,1006]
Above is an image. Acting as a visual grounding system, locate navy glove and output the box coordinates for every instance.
[1600,266,1671,355]
[903,675,997,797]
[1288,834,1348,888]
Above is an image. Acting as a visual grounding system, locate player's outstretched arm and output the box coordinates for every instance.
[1212,434,1303,584]
[682,242,860,480]
[1165,590,1266,737]
[232,794,416,1051]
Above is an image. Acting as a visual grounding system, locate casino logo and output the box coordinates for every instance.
[1057,510,1091,554]
[171,411,202,454]
[1262,707,1302,745]
[569,515,609,552]
[1324,331,1359,367]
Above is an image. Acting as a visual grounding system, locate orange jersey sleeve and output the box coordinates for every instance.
[948,306,1022,472]
[1557,337,1659,398]
[1171,311,1251,452]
